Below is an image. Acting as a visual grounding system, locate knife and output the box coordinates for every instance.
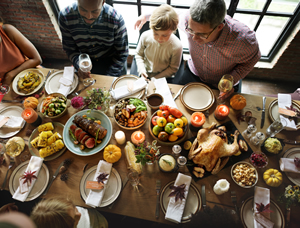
[1,100,23,103]
[43,161,65,195]
[202,185,206,209]
[108,176,128,209]
[282,139,300,145]
[260,96,266,128]
[173,87,182,101]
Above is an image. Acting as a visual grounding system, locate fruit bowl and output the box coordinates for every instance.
[113,97,148,130]
[148,109,189,146]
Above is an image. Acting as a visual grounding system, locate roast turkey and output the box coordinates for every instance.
[188,122,239,174]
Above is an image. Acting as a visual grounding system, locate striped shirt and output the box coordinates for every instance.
[179,12,261,86]
[58,3,128,76]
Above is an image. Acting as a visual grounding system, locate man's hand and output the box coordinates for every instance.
[77,69,91,79]
[134,15,146,30]
[218,88,234,100]
[0,203,18,213]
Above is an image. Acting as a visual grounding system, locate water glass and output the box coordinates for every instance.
[242,124,257,139]
[0,85,10,103]
[128,169,140,188]
[266,118,287,137]
[250,132,265,146]
[172,145,182,158]
[79,53,95,86]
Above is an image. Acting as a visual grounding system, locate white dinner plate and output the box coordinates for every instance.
[240,196,284,228]
[0,106,26,138]
[268,99,300,130]
[111,74,145,99]
[9,160,49,201]
[12,69,45,96]
[180,82,215,111]
[282,147,300,185]
[45,70,78,96]
[160,180,202,223]
[79,166,122,207]
[62,110,112,156]
[28,122,66,161]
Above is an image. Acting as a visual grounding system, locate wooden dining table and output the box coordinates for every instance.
[1,68,300,227]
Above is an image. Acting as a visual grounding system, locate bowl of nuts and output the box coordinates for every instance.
[231,161,258,188]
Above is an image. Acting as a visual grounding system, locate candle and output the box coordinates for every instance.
[131,130,145,146]
[213,179,230,195]
[214,104,230,121]
[21,108,38,123]
[115,130,126,145]
[191,112,206,127]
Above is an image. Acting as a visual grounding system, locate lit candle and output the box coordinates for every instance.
[131,130,145,146]
[213,179,230,195]
[190,112,206,127]
[214,104,230,121]
[115,130,126,145]
[21,108,38,123]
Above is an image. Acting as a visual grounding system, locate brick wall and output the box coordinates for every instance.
[0,0,299,82]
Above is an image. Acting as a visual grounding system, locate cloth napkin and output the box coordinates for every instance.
[152,77,177,109]
[165,173,192,224]
[57,84,71,97]
[86,160,112,208]
[57,66,74,96]
[279,158,300,173]
[254,186,274,228]
[12,156,43,202]
[0,115,24,129]
[110,78,147,100]
[278,93,297,130]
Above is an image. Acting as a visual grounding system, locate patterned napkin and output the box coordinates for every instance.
[110,78,147,100]
[279,158,300,173]
[57,66,74,96]
[12,156,43,202]
[165,173,192,223]
[278,93,297,130]
[0,115,24,128]
[86,160,112,208]
[152,77,177,108]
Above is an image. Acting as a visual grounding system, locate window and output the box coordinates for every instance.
[53,0,300,62]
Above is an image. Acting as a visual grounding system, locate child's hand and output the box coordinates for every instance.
[141,73,150,82]
[134,15,146,30]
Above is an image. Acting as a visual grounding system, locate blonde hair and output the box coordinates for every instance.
[30,198,76,228]
[150,4,178,31]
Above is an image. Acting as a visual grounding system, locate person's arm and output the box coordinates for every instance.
[3,24,42,84]
[106,14,129,76]
[135,32,148,78]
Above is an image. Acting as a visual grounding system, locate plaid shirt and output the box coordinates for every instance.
[58,3,128,76]
[180,13,261,86]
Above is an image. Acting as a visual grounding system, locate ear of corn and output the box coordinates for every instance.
[124,141,142,174]
[38,123,54,132]
[39,139,65,158]
[37,131,48,147]
[47,132,62,146]
[30,136,40,148]
[44,131,53,138]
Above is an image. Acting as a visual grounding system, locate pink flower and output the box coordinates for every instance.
[71,96,85,109]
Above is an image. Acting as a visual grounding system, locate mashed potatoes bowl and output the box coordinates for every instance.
[261,137,284,155]
[158,154,177,172]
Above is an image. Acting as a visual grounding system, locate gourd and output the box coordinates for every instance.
[263,168,283,187]
[23,97,39,109]
[230,94,247,110]
[103,144,122,163]
[6,137,25,151]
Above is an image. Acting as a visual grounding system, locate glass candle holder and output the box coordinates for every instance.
[242,124,257,139]
[214,104,230,121]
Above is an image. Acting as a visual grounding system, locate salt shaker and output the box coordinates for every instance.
[250,132,265,146]
[242,124,257,139]
[172,145,182,158]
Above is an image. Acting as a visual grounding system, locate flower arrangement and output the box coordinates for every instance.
[84,88,111,111]
[134,140,160,165]
[71,96,85,109]
[279,185,300,208]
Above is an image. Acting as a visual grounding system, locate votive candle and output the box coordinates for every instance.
[214,104,230,121]
[131,130,145,145]
[21,108,38,123]
[213,179,230,195]
[115,130,126,145]
[191,112,205,127]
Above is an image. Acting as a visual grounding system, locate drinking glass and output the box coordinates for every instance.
[250,132,265,146]
[218,74,233,93]
[242,124,257,139]
[128,169,140,188]
[266,118,287,137]
[0,85,10,102]
[79,54,95,86]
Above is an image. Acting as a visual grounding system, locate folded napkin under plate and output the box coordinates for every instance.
[12,156,43,202]
[165,173,192,223]
[279,158,300,173]
[57,66,74,97]
[0,115,25,129]
[278,93,297,131]
[86,160,112,208]
[110,78,147,100]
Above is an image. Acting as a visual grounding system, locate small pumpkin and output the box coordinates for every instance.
[24,97,39,109]
[230,94,247,110]
[263,168,283,187]
[103,144,122,163]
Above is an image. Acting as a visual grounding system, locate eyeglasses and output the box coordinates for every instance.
[185,24,218,39]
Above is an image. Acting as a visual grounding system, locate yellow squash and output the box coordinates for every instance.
[103,144,122,163]
[263,168,283,187]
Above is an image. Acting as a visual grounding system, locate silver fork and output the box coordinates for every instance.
[72,79,96,97]
[231,191,238,215]
[155,180,161,219]
[143,83,149,103]
[1,162,14,190]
